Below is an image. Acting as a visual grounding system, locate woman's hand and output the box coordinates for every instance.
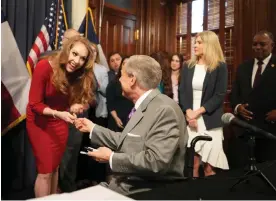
[114,117,124,129]
[188,119,198,131]
[70,104,85,115]
[186,109,199,121]
[56,111,76,124]
[186,107,205,121]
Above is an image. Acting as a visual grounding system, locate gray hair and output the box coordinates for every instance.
[125,55,162,90]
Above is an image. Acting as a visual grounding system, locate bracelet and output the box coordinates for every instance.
[52,110,57,119]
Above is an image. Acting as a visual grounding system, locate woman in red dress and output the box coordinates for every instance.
[26,36,96,197]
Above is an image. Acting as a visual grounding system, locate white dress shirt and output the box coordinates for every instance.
[234,53,272,114]
[251,53,272,87]
[89,89,153,169]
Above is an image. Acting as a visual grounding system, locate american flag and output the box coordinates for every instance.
[26,0,68,76]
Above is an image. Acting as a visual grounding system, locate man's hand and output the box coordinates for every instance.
[266,110,276,122]
[88,147,112,163]
[237,103,253,121]
[74,118,94,133]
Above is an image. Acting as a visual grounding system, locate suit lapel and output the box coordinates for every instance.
[248,59,255,89]
[187,66,195,101]
[118,89,160,146]
[201,70,210,99]
[259,56,276,85]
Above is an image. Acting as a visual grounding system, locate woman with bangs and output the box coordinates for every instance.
[179,31,229,177]
[26,36,96,197]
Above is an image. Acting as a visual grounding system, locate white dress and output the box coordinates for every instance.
[187,64,229,170]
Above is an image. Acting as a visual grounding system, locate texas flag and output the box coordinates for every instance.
[1,11,31,135]
[78,6,109,69]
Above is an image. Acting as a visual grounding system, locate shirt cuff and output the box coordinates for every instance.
[89,124,96,139]
[109,152,114,170]
[234,104,241,115]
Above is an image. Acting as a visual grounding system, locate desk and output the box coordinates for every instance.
[28,185,133,200]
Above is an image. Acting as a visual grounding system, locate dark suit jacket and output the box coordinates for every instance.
[230,55,276,134]
[179,62,228,130]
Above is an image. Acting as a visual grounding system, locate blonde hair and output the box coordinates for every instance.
[188,31,225,71]
[49,35,96,105]
[90,42,100,63]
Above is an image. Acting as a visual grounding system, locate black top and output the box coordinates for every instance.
[108,70,117,83]
[106,79,134,131]
[179,62,228,130]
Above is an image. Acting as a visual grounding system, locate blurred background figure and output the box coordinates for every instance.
[150,51,173,98]
[169,53,184,104]
[106,56,134,132]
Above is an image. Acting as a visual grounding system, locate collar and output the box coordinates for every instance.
[134,89,153,110]
[254,53,272,66]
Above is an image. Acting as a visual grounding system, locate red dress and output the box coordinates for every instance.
[26,59,69,174]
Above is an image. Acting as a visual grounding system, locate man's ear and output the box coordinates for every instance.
[130,76,136,87]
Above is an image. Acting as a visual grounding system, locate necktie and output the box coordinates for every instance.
[127,107,136,121]
[253,60,263,88]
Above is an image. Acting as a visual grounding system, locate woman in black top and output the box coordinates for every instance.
[106,57,134,132]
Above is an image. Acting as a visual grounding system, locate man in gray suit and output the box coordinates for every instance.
[75,55,188,195]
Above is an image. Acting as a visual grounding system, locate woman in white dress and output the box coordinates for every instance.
[179,31,229,177]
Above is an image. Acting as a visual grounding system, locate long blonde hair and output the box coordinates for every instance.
[49,36,96,105]
[188,31,225,71]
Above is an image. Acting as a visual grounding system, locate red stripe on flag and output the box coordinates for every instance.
[1,82,21,132]
[27,56,35,73]
[38,31,49,51]
[32,43,42,60]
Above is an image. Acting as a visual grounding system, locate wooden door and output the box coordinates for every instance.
[100,7,137,57]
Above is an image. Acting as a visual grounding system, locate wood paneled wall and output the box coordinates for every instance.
[89,0,276,62]
[89,0,176,57]
[234,0,276,74]
[142,0,176,55]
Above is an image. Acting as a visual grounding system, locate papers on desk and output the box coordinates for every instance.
[28,185,133,200]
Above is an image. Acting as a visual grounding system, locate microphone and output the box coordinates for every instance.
[221,113,276,140]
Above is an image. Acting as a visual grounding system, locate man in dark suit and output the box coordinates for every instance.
[230,30,276,163]
[75,55,188,195]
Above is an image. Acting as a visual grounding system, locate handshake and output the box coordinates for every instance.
[52,103,94,133]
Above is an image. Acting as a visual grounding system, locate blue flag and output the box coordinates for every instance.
[79,7,108,69]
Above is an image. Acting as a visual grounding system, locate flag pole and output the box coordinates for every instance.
[55,0,60,50]
[99,0,105,42]
[61,0,68,30]
[85,0,89,38]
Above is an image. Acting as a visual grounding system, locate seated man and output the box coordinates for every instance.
[75,55,188,195]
